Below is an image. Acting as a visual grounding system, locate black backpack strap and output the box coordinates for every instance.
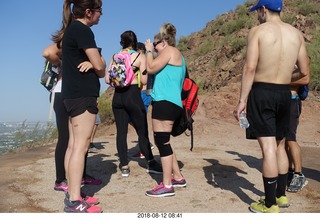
[185,67,190,79]
[131,52,140,66]
[190,127,194,151]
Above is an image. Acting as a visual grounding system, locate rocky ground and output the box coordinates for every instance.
[0,84,319,217]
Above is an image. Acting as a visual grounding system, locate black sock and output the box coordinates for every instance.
[263,176,278,208]
[276,173,287,198]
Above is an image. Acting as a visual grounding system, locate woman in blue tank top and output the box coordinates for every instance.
[144,23,187,197]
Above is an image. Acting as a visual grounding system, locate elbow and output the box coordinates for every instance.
[301,68,311,85]
[96,68,106,78]
[42,50,49,59]
[304,73,310,85]
[96,62,106,72]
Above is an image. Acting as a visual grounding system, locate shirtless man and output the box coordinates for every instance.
[233,0,310,213]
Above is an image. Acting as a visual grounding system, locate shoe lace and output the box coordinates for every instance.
[153,182,164,191]
[289,175,302,187]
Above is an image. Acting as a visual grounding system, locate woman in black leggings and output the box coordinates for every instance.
[43,43,101,192]
[106,31,162,177]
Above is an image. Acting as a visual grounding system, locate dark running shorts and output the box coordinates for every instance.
[286,97,302,141]
[64,97,98,118]
[152,100,182,121]
[246,82,291,140]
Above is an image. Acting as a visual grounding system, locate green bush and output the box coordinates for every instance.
[177,36,189,52]
[296,0,318,16]
[231,37,247,52]
[195,39,214,56]
[98,92,114,124]
[282,13,296,24]
[307,31,320,90]
[14,121,56,151]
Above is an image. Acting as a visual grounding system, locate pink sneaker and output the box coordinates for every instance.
[64,197,102,213]
[171,177,187,188]
[81,193,99,205]
[66,192,99,205]
[82,175,102,185]
[133,151,145,159]
[54,180,68,192]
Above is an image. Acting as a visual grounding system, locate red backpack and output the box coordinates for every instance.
[171,69,199,151]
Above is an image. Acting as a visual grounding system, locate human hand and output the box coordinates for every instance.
[144,39,154,52]
[233,101,246,121]
[78,61,93,72]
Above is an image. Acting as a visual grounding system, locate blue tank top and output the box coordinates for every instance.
[151,55,186,108]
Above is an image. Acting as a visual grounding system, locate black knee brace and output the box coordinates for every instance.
[154,132,173,157]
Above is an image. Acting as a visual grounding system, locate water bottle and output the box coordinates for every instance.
[239,111,250,128]
[146,74,154,96]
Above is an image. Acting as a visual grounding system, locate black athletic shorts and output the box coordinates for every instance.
[64,97,98,118]
[152,100,182,121]
[286,96,302,141]
[246,82,291,140]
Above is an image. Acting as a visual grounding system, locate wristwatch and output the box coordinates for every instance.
[146,50,152,54]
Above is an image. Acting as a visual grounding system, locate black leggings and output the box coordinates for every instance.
[52,92,68,183]
[51,92,88,183]
[112,85,154,167]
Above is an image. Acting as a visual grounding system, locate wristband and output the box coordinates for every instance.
[146,50,152,54]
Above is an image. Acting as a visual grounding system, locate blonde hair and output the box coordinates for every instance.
[160,23,176,47]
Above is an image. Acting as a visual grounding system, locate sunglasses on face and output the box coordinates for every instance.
[92,7,102,15]
[153,40,162,48]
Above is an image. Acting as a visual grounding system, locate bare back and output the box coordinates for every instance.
[248,20,305,84]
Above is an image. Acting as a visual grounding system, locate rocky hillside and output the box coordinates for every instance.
[181,0,319,92]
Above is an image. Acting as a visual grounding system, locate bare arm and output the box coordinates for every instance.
[291,58,310,86]
[105,56,114,85]
[295,32,310,79]
[145,39,171,74]
[291,34,310,86]
[42,43,61,66]
[138,53,148,85]
[234,28,259,120]
[84,48,106,78]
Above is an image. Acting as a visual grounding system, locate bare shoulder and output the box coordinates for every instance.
[247,25,261,40]
[137,52,146,62]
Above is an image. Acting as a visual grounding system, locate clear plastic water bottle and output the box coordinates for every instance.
[146,74,154,96]
[239,111,250,128]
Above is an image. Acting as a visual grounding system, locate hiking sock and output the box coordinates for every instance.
[294,172,303,176]
[263,176,278,208]
[276,173,288,198]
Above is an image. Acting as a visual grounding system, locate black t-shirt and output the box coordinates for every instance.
[62,21,100,99]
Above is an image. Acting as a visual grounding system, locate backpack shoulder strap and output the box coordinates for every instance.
[131,52,140,66]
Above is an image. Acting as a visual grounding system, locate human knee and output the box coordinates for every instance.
[154,132,173,157]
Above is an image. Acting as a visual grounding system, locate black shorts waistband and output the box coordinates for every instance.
[252,82,290,90]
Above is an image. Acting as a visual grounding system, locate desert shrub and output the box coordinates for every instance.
[282,13,296,25]
[177,36,189,52]
[221,17,247,35]
[14,121,56,151]
[98,92,114,124]
[307,31,320,90]
[231,37,247,52]
[195,39,214,56]
[296,0,318,16]
[310,14,320,25]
